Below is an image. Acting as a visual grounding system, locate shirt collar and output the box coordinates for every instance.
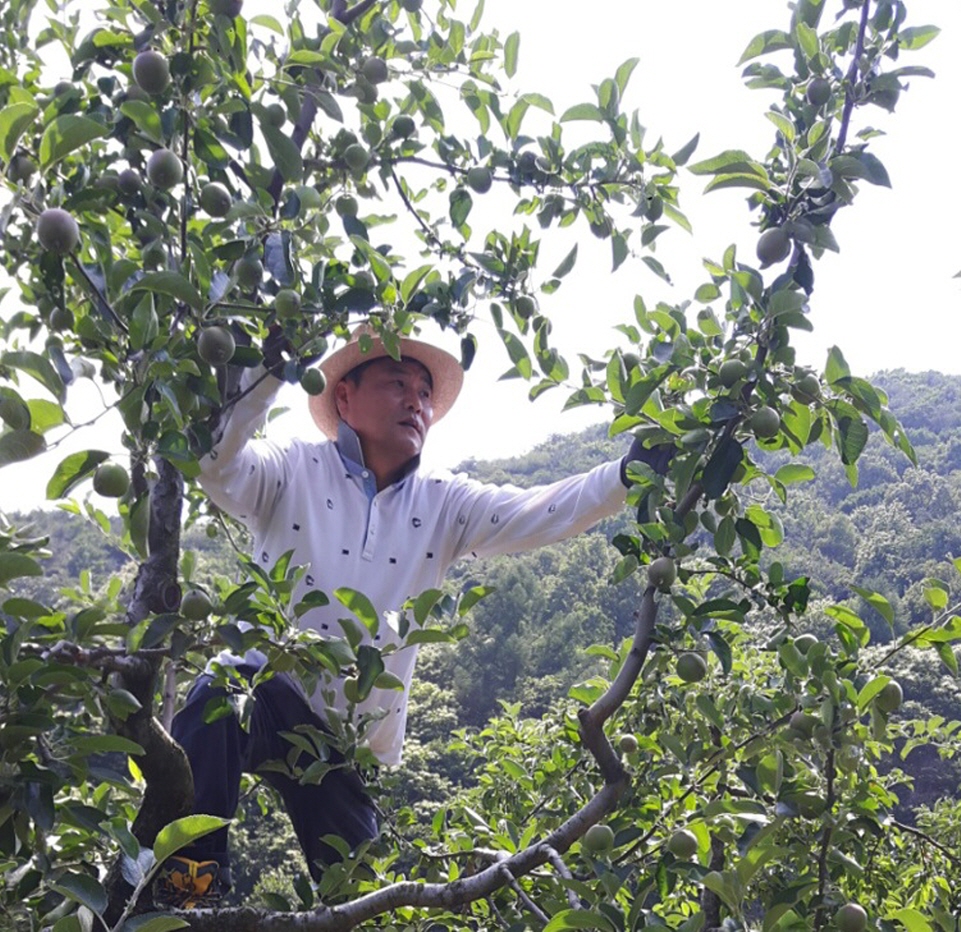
[334,420,421,486]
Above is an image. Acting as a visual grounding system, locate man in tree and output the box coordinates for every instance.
[156,326,665,908]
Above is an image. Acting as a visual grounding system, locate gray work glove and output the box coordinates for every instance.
[620,436,674,487]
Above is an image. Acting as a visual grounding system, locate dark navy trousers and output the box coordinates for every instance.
[170,664,380,881]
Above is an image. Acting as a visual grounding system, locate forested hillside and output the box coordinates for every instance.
[7,369,961,898]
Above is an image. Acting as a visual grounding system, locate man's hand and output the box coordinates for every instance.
[620,436,674,488]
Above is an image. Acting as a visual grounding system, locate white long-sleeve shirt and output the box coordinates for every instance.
[200,370,626,764]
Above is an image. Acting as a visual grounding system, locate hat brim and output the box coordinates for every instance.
[308,333,464,438]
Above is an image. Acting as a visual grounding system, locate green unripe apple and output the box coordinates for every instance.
[618,734,638,754]
[582,824,614,853]
[788,710,817,738]
[180,589,213,620]
[806,77,832,107]
[343,143,370,174]
[294,185,322,212]
[235,256,263,290]
[37,208,81,255]
[390,114,416,138]
[49,306,75,332]
[835,903,867,932]
[146,148,184,190]
[8,154,37,183]
[666,829,698,859]
[264,102,286,127]
[513,295,535,318]
[0,395,30,430]
[750,405,780,439]
[300,368,327,396]
[335,195,359,217]
[197,326,236,365]
[118,168,142,196]
[676,652,707,683]
[93,463,130,498]
[200,181,232,217]
[647,556,676,591]
[756,227,791,266]
[361,56,389,84]
[718,358,748,388]
[875,680,903,713]
[466,166,493,194]
[132,50,170,95]
[793,373,821,403]
[274,288,302,319]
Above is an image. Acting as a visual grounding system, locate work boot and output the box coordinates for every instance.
[154,856,232,909]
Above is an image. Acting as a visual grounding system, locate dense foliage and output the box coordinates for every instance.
[0,0,957,930]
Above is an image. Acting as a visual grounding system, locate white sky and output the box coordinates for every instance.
[1,0,958,510]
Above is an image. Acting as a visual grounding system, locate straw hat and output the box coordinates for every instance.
[308,326,464,438]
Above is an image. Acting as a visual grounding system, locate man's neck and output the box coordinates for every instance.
[335,422,420,490]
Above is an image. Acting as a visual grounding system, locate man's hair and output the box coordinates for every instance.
[342,355,433,388]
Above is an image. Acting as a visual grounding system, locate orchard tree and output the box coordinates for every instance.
[0,0,958,930]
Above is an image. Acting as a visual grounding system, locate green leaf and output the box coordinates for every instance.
[794,21,819,61]
[401,265,433,303]
[504,31,520,78]
[851,586,894,626]
[695,283,720,303]
[2,350,66,401]
[449,187,473,228]
[898,25,940,51]
[704,172,772,193]
[671,132,700,166]
[262,124,304,183]
[0,101,39,164]
[560,103,605,123]
[70,735,144,755]
[46,450,110,500]
[552,244,578,279]
[688,150,763,176]
[50,873,107,916]
[857,675,891,710]
[0,553,43,587]
[774,464,814,486]
[765,110,795,143]
[411,588,444,626]
[0,429,46,466]
[824,345,851,384]
[702,437,744,499]
[153,815,230,867]
[355,644,385,701]
[119,100,163,144]
[124,917,189,932]
[130,272,204,312]
[404,628,458,646]
[614,57,639,97]
[544,909,616,932]
[334,587,380,635]
[39,115,108,169]
[738,29,792,64]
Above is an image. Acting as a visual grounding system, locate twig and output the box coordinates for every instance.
[834,0,871,155]
[498,863,548,926]
[67,255,128,333]
[543,845,580,909]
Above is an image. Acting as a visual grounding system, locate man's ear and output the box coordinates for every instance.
[334,379,350,421]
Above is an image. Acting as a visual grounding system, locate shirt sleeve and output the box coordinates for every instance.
[198,367,291,533]
[444,459,626,561]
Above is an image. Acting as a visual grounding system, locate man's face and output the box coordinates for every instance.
[334,357,434,468]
